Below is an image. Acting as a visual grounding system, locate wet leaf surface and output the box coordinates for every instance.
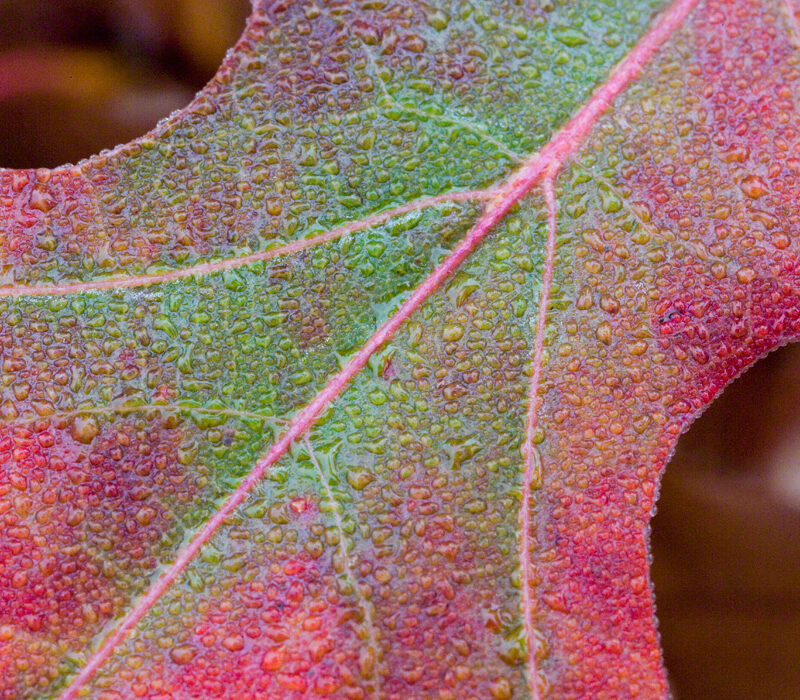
[2,0,800,697]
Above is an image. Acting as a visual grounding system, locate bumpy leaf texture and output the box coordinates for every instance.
[1,0,798,696]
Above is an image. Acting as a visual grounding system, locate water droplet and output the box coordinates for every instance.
[490,678,513,699]
[71,415,99,444]
[736,266,756,284]
[222,634,244,652]
[576,286,593,310]
[170,645,197,665]
[346,468,374,490]
[740,174,768,198]
[425,8,450,30]
[553,26,588,47]
[442,323,464,341]
[595,322,612,345]
[599,186,622,213]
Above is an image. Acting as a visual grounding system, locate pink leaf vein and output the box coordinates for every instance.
[58,0,701,694]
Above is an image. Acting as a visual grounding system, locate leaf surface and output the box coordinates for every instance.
[1,0,798,697]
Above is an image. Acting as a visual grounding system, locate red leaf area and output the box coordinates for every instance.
[88,486,507,699]
[531,0,800,695]
[0,416,190,695]
[1,171,160,270]
[137,552,356,699]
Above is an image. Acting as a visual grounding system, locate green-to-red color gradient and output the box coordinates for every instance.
[1,0,799,697]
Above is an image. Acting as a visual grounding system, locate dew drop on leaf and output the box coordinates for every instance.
[739,174,768,198]
[71,415,99,444]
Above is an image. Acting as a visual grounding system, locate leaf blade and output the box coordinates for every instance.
[5,0,768,697]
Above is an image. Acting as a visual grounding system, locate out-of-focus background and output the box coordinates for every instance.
[652,342,800,700]
[1,1,799,697]
[0,0,251,168]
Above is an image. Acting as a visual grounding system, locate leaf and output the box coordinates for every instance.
[0,0,796,697]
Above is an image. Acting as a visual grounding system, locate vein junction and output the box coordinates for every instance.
[56,0,702,695]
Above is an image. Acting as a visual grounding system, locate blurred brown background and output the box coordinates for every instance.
[2,1,799,698]
[0,0,251,168]
[652,342,800,700]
